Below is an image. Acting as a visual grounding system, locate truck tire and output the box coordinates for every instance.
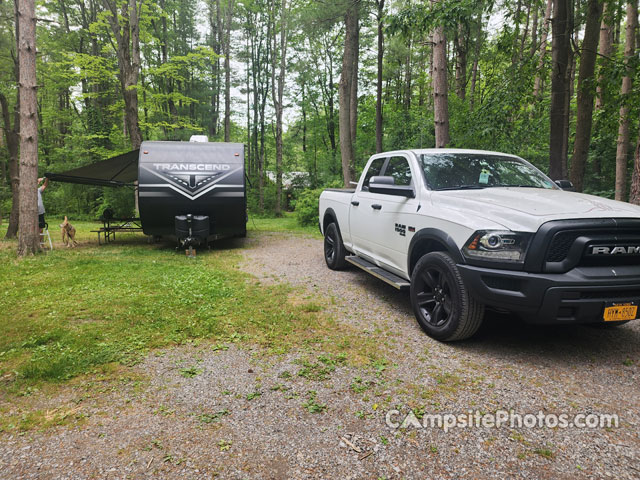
[410,252,484,341]
[324,222,347,270]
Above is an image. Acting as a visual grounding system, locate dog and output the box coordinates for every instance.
[60,216,78,247]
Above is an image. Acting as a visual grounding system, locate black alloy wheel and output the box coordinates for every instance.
[410,252,484,341]
[324,222,347,270]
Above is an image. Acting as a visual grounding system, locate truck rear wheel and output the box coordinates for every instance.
[410,252,484,341]
[324,222,347,270]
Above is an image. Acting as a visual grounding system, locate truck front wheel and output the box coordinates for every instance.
[324,222,347,270]
[410,252,484,341]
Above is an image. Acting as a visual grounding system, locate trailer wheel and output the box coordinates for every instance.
[410,252,484,341]
[324,223,347,270]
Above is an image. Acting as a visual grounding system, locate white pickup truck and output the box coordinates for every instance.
[319,149,640,341]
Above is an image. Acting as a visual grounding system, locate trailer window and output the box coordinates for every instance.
[362,157,386,191]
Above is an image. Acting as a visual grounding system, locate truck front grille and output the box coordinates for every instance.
[537,221,640,272]
[546,231,581,262]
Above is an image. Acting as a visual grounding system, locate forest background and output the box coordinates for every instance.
[1,0,640,242]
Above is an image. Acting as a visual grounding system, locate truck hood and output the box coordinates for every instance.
[432,188,640,232]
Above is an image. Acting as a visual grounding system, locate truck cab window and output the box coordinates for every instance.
[362,157,386,191]
[384,156,412,186]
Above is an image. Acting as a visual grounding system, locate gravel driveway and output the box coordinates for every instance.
[1,231,639,479]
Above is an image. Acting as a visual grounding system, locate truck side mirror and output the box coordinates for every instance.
[369,176,415,198]
[555,180,575,191]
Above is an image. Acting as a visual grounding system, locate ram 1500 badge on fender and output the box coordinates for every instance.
[319,149,640,341]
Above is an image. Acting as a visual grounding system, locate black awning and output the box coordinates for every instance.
[45,149,140,187]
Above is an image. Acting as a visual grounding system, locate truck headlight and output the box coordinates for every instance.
[463,231,532,263]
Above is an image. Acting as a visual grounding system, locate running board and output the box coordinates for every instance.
[346,256,410,291]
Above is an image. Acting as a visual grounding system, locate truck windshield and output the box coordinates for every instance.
[418,153,556,191]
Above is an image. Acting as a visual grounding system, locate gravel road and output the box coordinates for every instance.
[1,231,639,479]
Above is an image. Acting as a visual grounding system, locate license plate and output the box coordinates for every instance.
[603,301,638,322]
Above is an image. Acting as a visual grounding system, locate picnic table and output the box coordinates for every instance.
[92,216,143,244]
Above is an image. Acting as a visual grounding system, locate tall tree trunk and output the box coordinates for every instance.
[470,13,483,111]
[404,35,412,109]
[548,0,571,180]
[615,0,638,201]
[511,0,522,65]
[271,0,287,215]
[208,0,221,138]
[595,1,614,110]
[561,44,575,179]
[223,0,234,142]
[529,0,540,57]
[338,0,359,187]
[533,0,553,99]
[17,0,39,255]
[103,0,142,149]
[432,0,449,148]
[455,22,467,100]
[1,91,20,239]
[5,0,20,239]
[375,0,384,153]
[350,16,359,155]
[569,0,603,191]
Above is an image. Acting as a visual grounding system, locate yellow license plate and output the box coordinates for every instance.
[603,303,638,322]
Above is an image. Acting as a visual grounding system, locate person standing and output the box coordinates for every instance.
[37,177,48,234]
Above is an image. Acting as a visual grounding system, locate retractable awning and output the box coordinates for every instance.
[45,149,139,187]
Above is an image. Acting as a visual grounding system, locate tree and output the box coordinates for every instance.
[432,0,449,148]
[1,0,20,239]
[17,0,39,255]
[548,0,571,180]
[533,0,552,99]
[375,0,385,153]
[271,0,288,215]
[338,0,359,187]
[222,0,235,142]
[102,0,143,149]
[614,0,638,201]
[595,1,614,110]
[569,0,603,191]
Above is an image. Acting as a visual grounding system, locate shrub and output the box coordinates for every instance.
[294,187,324,226]
[294,180,344,227]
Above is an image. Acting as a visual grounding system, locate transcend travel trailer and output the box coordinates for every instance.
[46,139,247,246]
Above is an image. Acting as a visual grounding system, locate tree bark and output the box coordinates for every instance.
[470,13,483,111]
[375,0,384,153]
[455,22,467,100]
[223,0,235,142]
[595,1,614,110]
[102,0,142,150]
[569,0,603,192]
[350,15,359,154]
[529,0,540,57]
[615,1,638,201]
[548,0,570,180]
[1,90,20,239]
[511,0,522,66]
[432,0,449,148]
[533,0,553,99]
[17,0,39,255]
[271,0,287,215]
[338,0,359,187]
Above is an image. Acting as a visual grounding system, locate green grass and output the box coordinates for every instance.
[0,216,360,398]
[248,212,321,237]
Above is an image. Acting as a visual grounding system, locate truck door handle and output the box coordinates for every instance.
[371,204,382,210]
[351,201,360,206]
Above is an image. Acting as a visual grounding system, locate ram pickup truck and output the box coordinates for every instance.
[319,149,640,341]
